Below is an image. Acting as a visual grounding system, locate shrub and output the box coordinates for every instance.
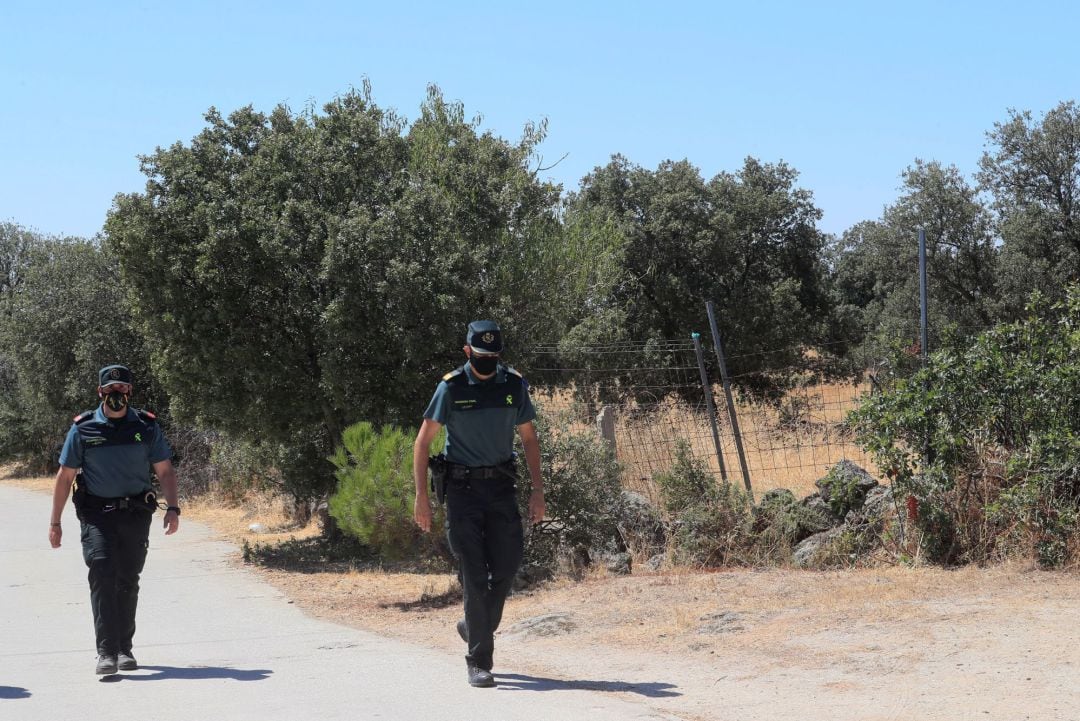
[851,288,1080,567]
[328,421,445,562]
[654,441,751,567]
[520,405,624,572]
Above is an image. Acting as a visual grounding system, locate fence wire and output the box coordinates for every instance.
[527,341,876,501]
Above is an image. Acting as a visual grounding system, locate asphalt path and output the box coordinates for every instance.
[0,485,680,721]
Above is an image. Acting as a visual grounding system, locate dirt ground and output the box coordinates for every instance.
[11,466,1079,721]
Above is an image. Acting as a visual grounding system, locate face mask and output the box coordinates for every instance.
[470,356,499,375]
[104,390,130,412]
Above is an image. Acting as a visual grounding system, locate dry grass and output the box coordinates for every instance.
[536,379,878,503]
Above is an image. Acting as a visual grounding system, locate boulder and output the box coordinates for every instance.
[616,490,666,556]
[815,460,879,517]
[800,492,844,526]
[605,551,633,575]
[754,487,833,544]
[792,527,846,567]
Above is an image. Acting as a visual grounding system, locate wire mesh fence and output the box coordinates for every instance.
[526,340,877,502]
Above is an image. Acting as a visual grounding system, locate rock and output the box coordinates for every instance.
[513,563,554,592]
[800,492,843,526]
[792,527,846,567]
[754,487,833,543]
[697,611,744,634]
[248,523,268,534]
[860,485,894,521]
[616,490,666,556]
[503,612,576,639]
[644,554,666,572]
[815,460,879,516]
[605,552,632,575]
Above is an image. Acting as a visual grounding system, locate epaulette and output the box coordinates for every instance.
[135,408,157,422]
[442,368,465,382]
[73,410,95,424]
[505,366,529,389]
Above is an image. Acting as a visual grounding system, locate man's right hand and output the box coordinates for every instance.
[49,524,62,548]
[414,494,433,533]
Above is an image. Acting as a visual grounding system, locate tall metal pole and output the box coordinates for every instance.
[706,301,753,501]
[919,228,929,365]
[918,227,933,466]
[692,332,728,481]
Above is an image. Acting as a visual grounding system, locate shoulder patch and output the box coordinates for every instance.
[135,408,157,422]
[73,410,95,424]
[442,368,465,382]
[504,366,522,378]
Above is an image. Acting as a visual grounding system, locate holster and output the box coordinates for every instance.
[429,453,448,505]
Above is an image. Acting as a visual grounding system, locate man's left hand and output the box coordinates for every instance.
[163,509,180,535]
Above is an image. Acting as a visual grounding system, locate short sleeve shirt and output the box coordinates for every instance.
[424,364,536,467]
[59,406,173,498]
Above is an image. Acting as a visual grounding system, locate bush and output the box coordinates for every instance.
[852,288,1080,567]
[328,421,444,562]
[752,488,833,550]
[520,406,624,572]
[654,441,751,567]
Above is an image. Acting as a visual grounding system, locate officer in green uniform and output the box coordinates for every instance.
[48,365,180,675]
[413,321,544,688]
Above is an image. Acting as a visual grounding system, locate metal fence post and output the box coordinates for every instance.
[706,301,754,502]
[692,332,728,481]
[919,227,934,467]
[596,405,617,457]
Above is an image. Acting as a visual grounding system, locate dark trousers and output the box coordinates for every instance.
[77,508,153,656]
[445,477,523,671]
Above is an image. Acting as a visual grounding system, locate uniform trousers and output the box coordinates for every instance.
[445,475,524,671]
[77,507,153,656]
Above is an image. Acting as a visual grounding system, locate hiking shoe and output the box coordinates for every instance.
[96,654,118,675]
[117,650,138,671]
[467,664,495,688]
[456,618,468,644]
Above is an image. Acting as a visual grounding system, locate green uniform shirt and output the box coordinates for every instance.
[59,406,172,498]
[424,363,536,467]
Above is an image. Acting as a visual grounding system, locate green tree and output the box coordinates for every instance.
[979,101,1080,316]
[105,85,565,500]
[0,227,160,465]
[831,160,999,364]
[328,421,443,561]
[559,155,837,400]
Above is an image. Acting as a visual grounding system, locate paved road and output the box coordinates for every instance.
[0,485,679,721]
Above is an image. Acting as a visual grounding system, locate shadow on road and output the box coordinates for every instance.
[494,673,680,697]
[113,666,272,682]
[0,686,31,699]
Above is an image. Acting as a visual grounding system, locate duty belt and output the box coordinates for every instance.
[447,462,516,481]
[78,489,158,513]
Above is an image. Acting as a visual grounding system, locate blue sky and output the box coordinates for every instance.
[2,0,1077,239]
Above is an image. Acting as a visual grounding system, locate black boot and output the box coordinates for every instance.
[96,654,118,675]
[467,663,495,688]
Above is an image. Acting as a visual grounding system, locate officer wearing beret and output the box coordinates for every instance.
[413,321,544,688]
[48,365,180,675]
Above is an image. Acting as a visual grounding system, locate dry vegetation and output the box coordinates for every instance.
[536,379,877,504]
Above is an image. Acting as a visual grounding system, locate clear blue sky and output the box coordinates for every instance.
[2,0,1077,239]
